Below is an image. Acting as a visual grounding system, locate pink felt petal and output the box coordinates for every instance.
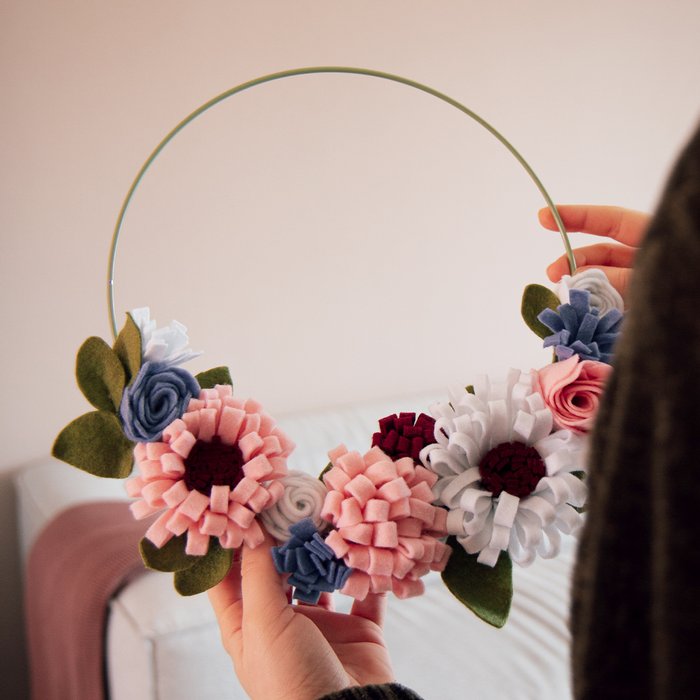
[392,577,425,599]
[231,477,259,504]
[138,459,164,481]
[392,551,415,579]
[144,511,176,548]
[125,476,144,498]
[377,478,412,503]
[244,398,263,414]
[338,523,373,545]
[388,498,411,520]
[337,451,366,478]
[345,543,371,570]
[217,406,246,445]
[170,430,197,459]
[328,444,348,464]
[369,574,393,594]
[197,408,218,442]
[185,527,210,556]
[223,396,244,410]
[431,506,448,535]
[134,443,147,462]
[323,466,351,492]
[396,518,423,538]
[162,418,187,443]
[266,479,285,506]
[209,485,230,514]
[242,520,265,548]
[413,465,438,488]
[324,528,350,558]
[337,498,363,528]
[344,474,376,507]
[409,498,436,526]
[259,413,275,437]
[201,388,219,401]
[141,479,174,507]
[177,489,210,521]
[201,511,228,537]
[341,570,370,601]
[395,457,414,481]
[242,413,261,436]
[272,429,295,457]
[420,537,436,564]
[215,384,233,399]
[320,491,344,524]
[220,523,244,550]
[228,502,255,528]
[163,480,190,508]
[160,452,186,477]
[130,500,161,520]
[261,435,282,457]
[146,442,171,460]
[398,537,425,560]
[363,446,388,466]
[239,432,264,461]
[182,411,201,438]
[246,485,271,513]
[267,457,288,479]
[165,510,191,536]
[409,481,434,503]
[365,461,398,487]
[373,521,399,549]
[187,398,205,412]
[243,454,273,480]
[363,499,390,523]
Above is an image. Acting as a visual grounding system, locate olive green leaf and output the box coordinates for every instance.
[465,385,475,395]
[441,536,513,628]
[195,366,233,390]
[174,540,233,596]
[521,283,561,339]
[140,535,199,573]
[52,411,134,478]
[318,461,333,482]
[76,336,126,413]
[113,313,142,385]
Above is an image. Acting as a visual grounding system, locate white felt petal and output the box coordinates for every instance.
[462,505,492,536]
[513,509,544,550]
[555,504,584,535]
[477,546,501,567]
[518,495,556,527]
[488,399,509,447]
[448,432,481,468]
[459,487,493,515]
[439,468,482,508]
[488,523,511,551]
[493,492,520,528]
[446,508,467,536]
[559,473,587,507]
[538,475,572,505]
[537,525,562,559]
[426,448,463,477]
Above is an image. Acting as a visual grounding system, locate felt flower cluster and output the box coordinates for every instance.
[320,444,450,600]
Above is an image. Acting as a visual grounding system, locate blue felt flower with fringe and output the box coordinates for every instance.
[537,289,623,364]
[271,518,353,604]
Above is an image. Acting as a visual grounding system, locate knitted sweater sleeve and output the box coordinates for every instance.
[318,683,425,700]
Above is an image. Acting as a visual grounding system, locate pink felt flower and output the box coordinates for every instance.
[125,384,294,555]
[536,356,612,434]
[320,445,450,601]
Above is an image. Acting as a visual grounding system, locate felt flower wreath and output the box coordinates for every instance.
[54,268,622,623]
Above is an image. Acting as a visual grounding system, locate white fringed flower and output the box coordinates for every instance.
[130,307,202,367]
[259,470,329,542]
[556,269,624,316]
[420,369,587,567]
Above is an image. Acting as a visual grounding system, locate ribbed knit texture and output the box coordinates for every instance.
[571,122,700,699]
[25,501,152,700]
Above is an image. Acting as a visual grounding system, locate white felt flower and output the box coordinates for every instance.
[556,269,624,316]
[420,369,587,567]
[130,307,202,367]
[259,470,329,542]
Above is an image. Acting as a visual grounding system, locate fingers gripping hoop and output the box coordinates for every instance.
[107,65,575,339]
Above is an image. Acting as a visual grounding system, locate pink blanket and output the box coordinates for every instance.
[25,501,152,700]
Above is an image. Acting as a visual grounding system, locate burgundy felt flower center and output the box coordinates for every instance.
[478,441,546,498]
[184,436,245,495]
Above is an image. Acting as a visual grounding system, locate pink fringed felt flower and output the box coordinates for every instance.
[320,445,450,601]
[126,384,294,555]
[536,356,612,434]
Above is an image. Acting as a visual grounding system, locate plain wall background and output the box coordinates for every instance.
[2,1,699,696]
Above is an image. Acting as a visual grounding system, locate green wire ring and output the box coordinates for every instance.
[107,65,575,339]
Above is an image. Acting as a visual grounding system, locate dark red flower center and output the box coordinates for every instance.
[478,441,546,498]
[372,412,436,462]
[184,436,245,496]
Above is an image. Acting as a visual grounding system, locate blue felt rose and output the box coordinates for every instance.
[119,361,200,442]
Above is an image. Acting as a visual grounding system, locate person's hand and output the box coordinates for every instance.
[539,205,650,301]
[208,532,394,700]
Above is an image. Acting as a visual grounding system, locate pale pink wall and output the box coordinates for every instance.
[2,1,699,696]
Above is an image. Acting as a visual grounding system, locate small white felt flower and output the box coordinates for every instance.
[130,307,202,367]
[421,369,587,567]
[556,269,624,316]
[259,470,329,542]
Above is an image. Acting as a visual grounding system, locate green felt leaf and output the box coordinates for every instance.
[113,313,142,385]
[521,283,561,339]
[174,540,233,596]
[441,536,513,628]
[195,366,233,389]
[52,411,134,478]
[465,385,475,395]
[76,336,126,413]
[140,535,198,572]
[318,461,333,481]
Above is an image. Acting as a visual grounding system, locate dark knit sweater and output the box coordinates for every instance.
[320,123,700,700]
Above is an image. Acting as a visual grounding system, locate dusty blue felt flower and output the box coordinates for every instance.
[119,361,200,442]
[538,288,623,364]
[271,518,353,604]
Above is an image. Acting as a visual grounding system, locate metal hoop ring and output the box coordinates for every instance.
[107,65,575,338]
